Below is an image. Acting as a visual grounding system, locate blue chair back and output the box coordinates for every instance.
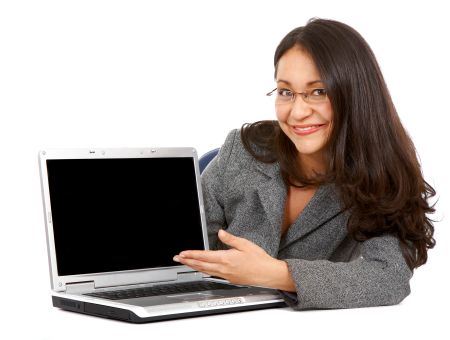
[199,148,219,174]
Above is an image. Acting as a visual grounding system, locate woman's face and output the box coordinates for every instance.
[275,46,333,161]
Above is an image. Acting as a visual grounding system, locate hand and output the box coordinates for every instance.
[173,229,294,290]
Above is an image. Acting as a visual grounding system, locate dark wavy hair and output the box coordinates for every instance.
[241,18,436,270]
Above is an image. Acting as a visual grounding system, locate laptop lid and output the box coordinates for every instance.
[39,148,210,293]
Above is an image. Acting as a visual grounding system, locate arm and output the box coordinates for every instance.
[201,158,224,250]
[201,130,237,250]
[280,234,413,309]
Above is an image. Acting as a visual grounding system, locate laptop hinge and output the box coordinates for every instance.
[65,281,95,294]
[176,271,206,283]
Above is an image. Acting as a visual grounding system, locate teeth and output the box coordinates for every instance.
[295,125,319,131]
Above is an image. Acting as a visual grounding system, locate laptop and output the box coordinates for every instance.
[38,147,286,323]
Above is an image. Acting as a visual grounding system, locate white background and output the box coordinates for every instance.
[1,0,449,339]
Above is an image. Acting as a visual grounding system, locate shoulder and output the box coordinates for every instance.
[203,127,278,184]
[214,128,256,171]
[217,121,279,168]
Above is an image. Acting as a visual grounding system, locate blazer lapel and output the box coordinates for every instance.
[252,161,345,254]
[278,183,344,252]
[254,161,286,256]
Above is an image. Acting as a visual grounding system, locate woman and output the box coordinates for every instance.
[173,18,436,310]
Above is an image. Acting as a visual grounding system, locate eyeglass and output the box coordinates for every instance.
[266,87,328,104]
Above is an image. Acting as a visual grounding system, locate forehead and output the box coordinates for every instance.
[275,46,322,86]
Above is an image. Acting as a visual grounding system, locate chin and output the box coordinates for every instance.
[291,140,326,156]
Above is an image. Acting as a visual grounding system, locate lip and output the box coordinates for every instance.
[291,124,327,136]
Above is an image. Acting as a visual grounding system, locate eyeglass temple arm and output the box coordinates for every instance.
[266,88,277,96]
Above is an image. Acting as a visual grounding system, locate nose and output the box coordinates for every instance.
[289,95,313,120]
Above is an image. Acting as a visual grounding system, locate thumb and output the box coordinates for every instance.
[218,229,250,250]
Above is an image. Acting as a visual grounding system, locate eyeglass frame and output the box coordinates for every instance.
[266,87,328,104]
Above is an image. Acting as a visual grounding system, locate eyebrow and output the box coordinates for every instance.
[276,79,324,87]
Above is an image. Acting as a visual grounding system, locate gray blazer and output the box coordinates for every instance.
[201,129,413,310]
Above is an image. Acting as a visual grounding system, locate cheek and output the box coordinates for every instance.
[322,105,334,141]
[322,102,334,122]
[275,106,288,122]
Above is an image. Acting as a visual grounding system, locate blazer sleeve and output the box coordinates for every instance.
[201,129,238,250]
[280,234,413,309]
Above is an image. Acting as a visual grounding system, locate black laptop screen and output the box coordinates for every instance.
[46,157,205,276]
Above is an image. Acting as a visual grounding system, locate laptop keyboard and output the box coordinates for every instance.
[84,281,244,300]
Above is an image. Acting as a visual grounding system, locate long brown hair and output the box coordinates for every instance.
[241,18,436,270]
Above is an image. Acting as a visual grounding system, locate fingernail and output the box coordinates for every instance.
[173,256,180,262]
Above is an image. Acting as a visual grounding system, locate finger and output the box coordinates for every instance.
[218,229,253,250]
[177,250,227,263]
[176,257,221,274]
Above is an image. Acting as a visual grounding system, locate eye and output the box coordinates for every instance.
[277,88,294,97]
[310,88,327,97]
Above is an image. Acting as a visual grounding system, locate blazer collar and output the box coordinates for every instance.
[254,159,280,179]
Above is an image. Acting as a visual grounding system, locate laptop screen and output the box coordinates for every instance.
[46,157,205,276]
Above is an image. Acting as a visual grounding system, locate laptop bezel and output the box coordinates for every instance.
[38,147,210,293]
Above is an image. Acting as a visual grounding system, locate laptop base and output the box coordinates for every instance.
[52,296,287,323]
